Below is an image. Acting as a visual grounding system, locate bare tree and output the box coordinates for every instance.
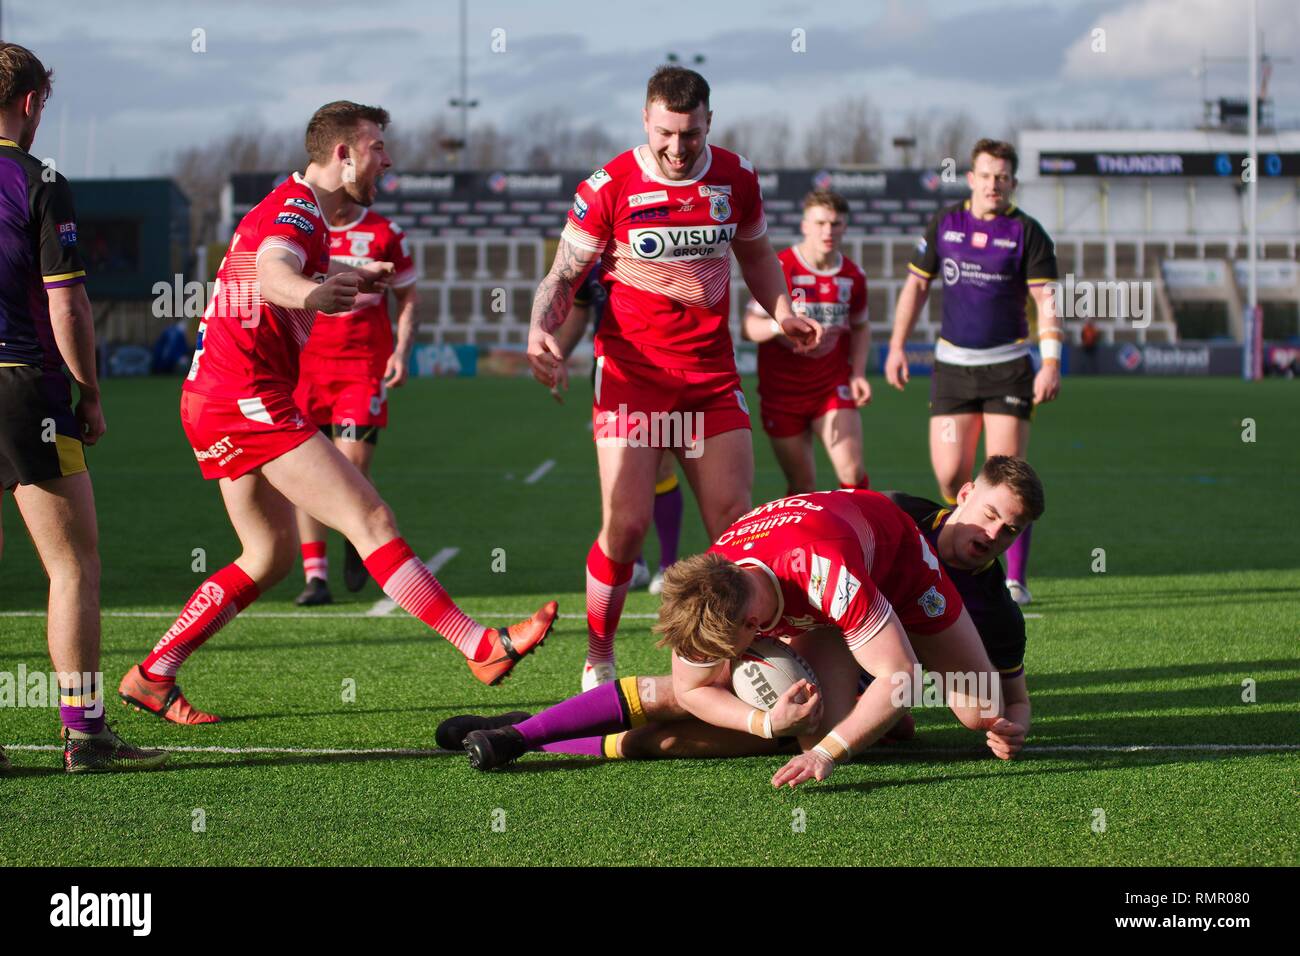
[715,114,795,168]
[802,95,883,166]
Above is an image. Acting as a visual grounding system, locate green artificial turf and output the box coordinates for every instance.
[1,375,1296,865]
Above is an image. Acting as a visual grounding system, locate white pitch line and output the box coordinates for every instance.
[523,459,556,484]
[366,547,460,617]
[3,742,1296,757]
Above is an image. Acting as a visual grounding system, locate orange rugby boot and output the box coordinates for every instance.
[118,665,221,725]
[467,601,558,686]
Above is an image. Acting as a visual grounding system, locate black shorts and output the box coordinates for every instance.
[929,356,1035,420]
[0,365,86,490]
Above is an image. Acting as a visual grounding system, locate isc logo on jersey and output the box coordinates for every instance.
[628,224,737,260]
[284,197,320,216]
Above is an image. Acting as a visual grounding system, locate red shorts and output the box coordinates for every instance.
[592,353,751,454]
[759,379,857,438]
[294,360,388,429]
[181,389,317,481]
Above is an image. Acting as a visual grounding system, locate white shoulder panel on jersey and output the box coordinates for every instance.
[737,154,754,173]
[585,168,611,192]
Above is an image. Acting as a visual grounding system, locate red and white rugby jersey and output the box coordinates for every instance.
[185,173,330,399]
[302,209,416,368]
[708,490,949,651]
[756,246,868,400]
[561,144,767,372]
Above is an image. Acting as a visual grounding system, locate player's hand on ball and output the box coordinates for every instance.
[309,272,362,315]
[780,315,823,353]
[769,678,822,737]
[526,326,568,400]
[356,260,394,293]
[981,716,1026,760]
[850,375,872,407]
[1033,362,1061,404]
[771,749,835,789]
[884,347,909,390]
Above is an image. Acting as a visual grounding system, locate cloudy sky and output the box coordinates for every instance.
[10,0,1298,177]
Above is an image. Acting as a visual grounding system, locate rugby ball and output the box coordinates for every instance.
[732,637,817,712]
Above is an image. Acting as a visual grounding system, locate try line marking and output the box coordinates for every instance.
[3,743,1295,757]
[366,547,460,617]
[524,459,555,484]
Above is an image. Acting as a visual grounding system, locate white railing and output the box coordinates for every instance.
[408,232,1299,348]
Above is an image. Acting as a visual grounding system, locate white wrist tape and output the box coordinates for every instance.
[813,730,852,763]
[1040,337,1063,361]
[769,318,783,338]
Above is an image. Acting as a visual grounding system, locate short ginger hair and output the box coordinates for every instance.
[653,552,751,663]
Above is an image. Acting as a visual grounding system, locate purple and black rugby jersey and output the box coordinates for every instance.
[0,139,86,369]
[907,200,1056,357]
[886,490,1027,679]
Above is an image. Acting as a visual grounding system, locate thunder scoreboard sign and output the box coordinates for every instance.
[1037,151,1300,177]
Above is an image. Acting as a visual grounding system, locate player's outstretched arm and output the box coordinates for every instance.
[527,238,599,396]
[257,248,360,314]
[885,273,929,390]
[742,299,788,345]
[988,673,1030,759]
[771,612,918,789]
[733,236,822,352]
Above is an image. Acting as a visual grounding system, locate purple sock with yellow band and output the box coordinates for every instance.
[539,734,625,758]
[515,676,646,748]
[59,676,105,735]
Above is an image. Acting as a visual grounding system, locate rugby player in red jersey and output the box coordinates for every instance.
[117,102,555,724]
[292,201,418,606]
[885,139,1061,606]
[745,189,871,493]
[552,262,685,595]
[444,460,1040,783]
[527,66,821,691]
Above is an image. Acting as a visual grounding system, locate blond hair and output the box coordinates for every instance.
[653,553,751,663]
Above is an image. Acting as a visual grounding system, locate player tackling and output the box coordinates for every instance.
[442,458,1044,786]
[527,66,821,690]
[117,101,555,724]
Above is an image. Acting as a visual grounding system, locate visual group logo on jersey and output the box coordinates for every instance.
[50,886,152,936]
[57,220,78,246]
[627,224,737,260]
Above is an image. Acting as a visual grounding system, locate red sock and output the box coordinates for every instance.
[364,538,489,660]
[840,474,870,490]
[585,541,633,664]
[302,541,328,582]
[143,564,260,679]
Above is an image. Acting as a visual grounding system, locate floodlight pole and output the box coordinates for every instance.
[1245,0,1260,379]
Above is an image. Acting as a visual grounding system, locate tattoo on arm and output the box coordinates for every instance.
[531,240,595,335]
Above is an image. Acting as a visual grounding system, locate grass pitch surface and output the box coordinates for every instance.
[1,375,1296,865]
